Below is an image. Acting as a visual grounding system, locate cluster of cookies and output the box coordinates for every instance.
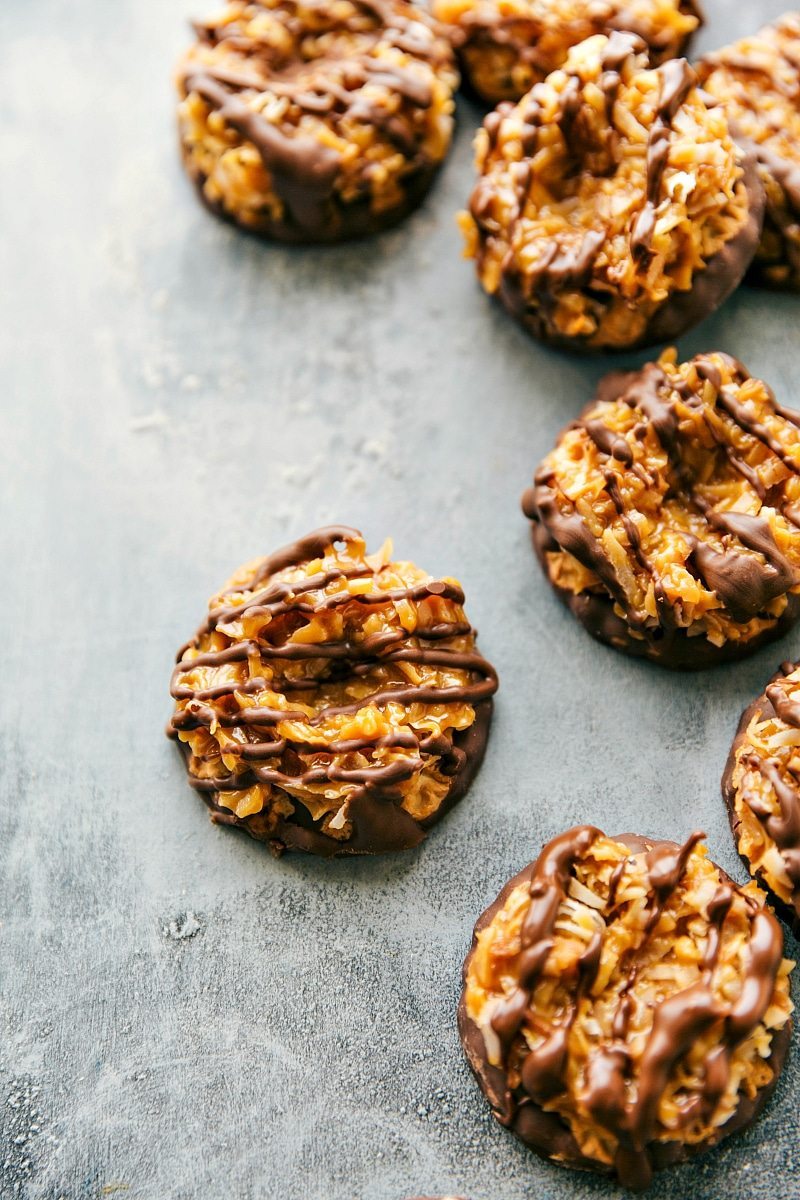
[166,515,800,1189]
[459,15,800,349]
[169,2,800,1195]
[175,3,799,328]
[499,346,800,1185]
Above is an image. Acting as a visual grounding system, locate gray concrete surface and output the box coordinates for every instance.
[2,1,799,1197]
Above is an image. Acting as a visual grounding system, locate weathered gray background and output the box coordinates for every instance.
[2,1,799,1197]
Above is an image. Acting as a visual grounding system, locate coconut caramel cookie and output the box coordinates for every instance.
[461,34,764,351]
[176,0,459,242]
[167,527,497,856]
[723,661,800,934]
[523,350,800,668]
[698,13,800,291]
[459,826,794,1190]
[433,0,701,105]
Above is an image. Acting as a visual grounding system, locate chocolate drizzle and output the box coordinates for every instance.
[167,526,497,855]
[580,417,633,465]
[461,828,788,1190]
[525,354,800,666]
[631,58,696,256]
[489,825,601,1072]
[506,37,640,292]
[183,71,341,231]
[693,510,798,623]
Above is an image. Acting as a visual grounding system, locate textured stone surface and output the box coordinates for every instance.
[1,1,799,1197]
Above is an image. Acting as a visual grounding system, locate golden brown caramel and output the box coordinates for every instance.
[724,660,800,929]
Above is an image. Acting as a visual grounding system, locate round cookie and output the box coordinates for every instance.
[459,825,793,1190]
[460,34,764,352]
[167,526,497,856]
[723,660,800,935]
[698,13,800,291]
[433,0,701,106]
[523,350,800,668]
[176,0,459,242]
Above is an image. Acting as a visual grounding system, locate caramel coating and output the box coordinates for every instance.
[167,527,497,856]
[524,350,800,668]
[723,660,800,933]
[698,13,800,291]
[433,0,700,105]
[460,827,793,1190]
[176,0,458,242]
[461,34,762,351]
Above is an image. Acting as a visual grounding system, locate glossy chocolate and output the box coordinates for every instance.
[459,828,790,1190]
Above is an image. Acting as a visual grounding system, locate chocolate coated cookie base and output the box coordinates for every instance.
[180,698,493,856]
[496,145,764,353]
[527,509,800,670]
[183,149,442,245]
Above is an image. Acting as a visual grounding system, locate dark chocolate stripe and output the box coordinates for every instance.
[716,385,800,474]
[766,677,800,728]
[184,71,341,230]
[631,59,696,257]
[581,419,633,465]
[581,832,780,1189]
[743,752,800,890]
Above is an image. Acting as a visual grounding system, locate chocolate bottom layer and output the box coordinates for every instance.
[528,507,800,670]
[178,698,492,856]
[458,834,792,1188]
[181,143,443,245]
